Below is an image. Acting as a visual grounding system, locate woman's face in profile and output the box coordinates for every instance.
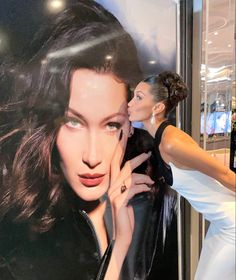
[128,81,154,122]
[56,69,130,201]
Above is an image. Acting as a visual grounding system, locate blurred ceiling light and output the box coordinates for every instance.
[200,64,233,82]
[208,65,226,73]
[46,0,65,13]
[207,40,212,45]
[213,31,218,35]
[41,59,48,65]
[201,76,231,82]
[105,55,112,60]
[149,60,156,64]
[228,44,231,47]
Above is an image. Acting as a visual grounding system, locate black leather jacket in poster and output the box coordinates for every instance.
[0,191,178,280]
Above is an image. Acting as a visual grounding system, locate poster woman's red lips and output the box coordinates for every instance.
[78,173,105,187]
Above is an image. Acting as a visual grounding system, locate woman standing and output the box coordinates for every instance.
[128,71,235,279]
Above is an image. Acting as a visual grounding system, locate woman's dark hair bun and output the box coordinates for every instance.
[159,71,188,106]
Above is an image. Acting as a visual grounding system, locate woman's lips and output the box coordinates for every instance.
[78,173,105,187]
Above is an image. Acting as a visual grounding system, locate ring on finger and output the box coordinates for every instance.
[121,183,127,193]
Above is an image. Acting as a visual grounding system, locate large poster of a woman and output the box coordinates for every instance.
[0,1,179,279]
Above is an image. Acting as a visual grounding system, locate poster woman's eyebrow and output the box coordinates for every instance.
[102,112,127,122]
[67,107,127,122]
[66,107,87,124]
[67,107,84,119]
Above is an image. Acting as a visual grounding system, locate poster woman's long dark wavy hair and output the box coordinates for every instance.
[0,0,176,237]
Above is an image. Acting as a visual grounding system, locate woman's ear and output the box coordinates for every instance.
[152,102,166,115]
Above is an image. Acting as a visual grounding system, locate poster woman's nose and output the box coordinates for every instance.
[82,132,102,169]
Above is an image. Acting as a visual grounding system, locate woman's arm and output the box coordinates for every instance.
[161,127,235,192]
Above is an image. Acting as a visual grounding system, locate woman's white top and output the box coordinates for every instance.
[169,162,235,280]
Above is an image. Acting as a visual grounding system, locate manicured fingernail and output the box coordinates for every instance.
[119,129,123,141]
[147,151,152,156]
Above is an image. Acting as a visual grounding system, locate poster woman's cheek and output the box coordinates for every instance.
[56,68,130,201]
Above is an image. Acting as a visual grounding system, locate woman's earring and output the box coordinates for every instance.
[150,112,155,125]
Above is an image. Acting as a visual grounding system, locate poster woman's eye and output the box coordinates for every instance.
[65,117,83,129]
[106,122,122,132]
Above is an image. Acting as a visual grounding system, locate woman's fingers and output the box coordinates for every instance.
[112,184,151,209]
[125,173,154,187]
[110,183,151,201]
[129,152,152,171]
[131,152,152,170]
[121,152,152,178]
[110,151,152,194]
[110,131,126,183]
[109,173,154,199]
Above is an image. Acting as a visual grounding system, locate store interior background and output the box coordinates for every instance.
[198,0,235,166]
[190,0,235,279]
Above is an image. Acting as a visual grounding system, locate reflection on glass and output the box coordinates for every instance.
[200,0,234,157]
[199,0,235,270]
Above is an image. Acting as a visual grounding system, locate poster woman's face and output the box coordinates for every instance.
[56,69,130,201]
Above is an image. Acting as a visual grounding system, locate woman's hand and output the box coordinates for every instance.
[104,137,153,279]
[109,152,153,245]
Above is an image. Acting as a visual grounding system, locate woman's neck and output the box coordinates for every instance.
[142,118,167,138]
[88,201,108,256]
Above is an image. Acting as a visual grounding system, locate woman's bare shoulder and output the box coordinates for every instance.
[161,125,197,154]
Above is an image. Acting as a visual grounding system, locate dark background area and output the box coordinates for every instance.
[0,0,177,73]
[0,0,80,61]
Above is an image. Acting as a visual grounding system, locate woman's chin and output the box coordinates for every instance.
[128,115,136,122]
[71,184,108,202]
[129,117,140,123]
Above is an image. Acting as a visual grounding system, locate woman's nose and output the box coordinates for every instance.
[128,98,133,107]
[82,133,102,169]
